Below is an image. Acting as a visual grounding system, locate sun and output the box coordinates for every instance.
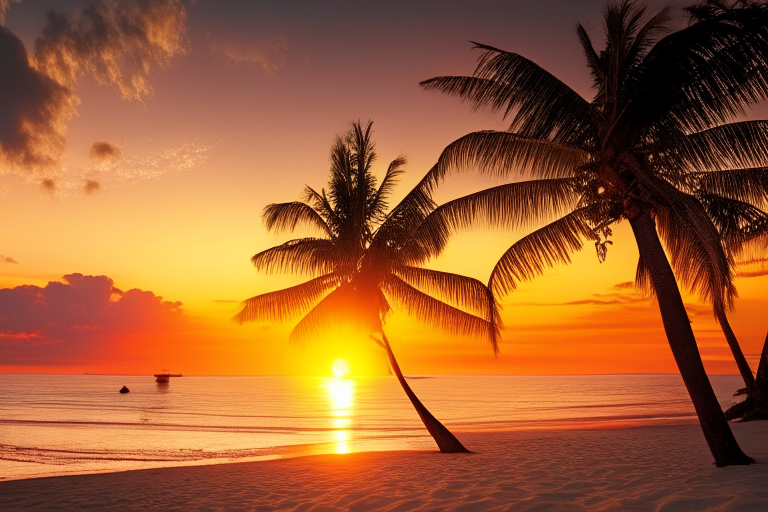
[332,359,350,378]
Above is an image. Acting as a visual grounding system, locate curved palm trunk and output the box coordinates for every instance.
[755,331,768,408]
[380,332,470,453]
[716,310,756,394]
[630,211,753,467]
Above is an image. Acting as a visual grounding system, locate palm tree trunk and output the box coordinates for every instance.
[755,330,768,408]
[716,309,756,394]
[380,331,470,453]
[629,211,753,467]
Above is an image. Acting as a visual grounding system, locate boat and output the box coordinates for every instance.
[154,372,182,383]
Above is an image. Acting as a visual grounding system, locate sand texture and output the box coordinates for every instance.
[2,422,767,511]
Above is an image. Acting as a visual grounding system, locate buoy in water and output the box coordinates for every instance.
[119,386,130,394]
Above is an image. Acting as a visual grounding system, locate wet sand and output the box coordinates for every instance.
[2,422,767,511]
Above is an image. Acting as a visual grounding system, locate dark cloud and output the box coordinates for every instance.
[89,141,121,163]
[0,27,72,173]
[0,0,188,176]
[613,281,635,290]
[738,268,768,278]
[40,177,56,194]
[0,273,188,366]
[84,179,100,194]
[514,291,649,307]
[0,254,18,263]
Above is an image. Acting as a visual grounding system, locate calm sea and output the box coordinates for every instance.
[0,374,744,481]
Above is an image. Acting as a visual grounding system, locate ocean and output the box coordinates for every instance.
[0,374,745,481]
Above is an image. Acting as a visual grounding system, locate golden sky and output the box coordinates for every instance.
[1,0,766,376]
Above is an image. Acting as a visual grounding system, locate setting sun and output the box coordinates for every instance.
[332,359,350,378]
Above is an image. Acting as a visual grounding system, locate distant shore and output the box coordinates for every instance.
[2,422,767,511]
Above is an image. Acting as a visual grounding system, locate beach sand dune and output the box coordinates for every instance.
[2,422,767,511]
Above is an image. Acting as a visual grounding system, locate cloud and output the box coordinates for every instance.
[40,177,56,194]
[0,27,72,174]
[208,30,287,73]
[0,0,188,177]
[84,179,100,194]
[89,141,121,164]
[0,273,188,366]
[513,289,650,308]
[34,0,188,101]
[0,254,18,263]
[0,0,20,25]
[612,281,635,290]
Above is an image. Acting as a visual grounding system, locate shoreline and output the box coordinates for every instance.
[2,422,767,511]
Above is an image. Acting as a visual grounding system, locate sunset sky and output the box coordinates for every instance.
[1,0,766,376]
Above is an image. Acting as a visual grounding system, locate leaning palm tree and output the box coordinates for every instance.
[418,0,768,465]
[234,120,500,453]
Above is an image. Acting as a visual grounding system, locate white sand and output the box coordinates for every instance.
[1,422,767,511]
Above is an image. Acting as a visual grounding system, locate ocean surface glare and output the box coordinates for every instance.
[0,374,744,480]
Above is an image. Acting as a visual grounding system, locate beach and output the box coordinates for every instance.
[2,421,767,511]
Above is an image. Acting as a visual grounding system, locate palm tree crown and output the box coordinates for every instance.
[419,0,768,465]
[234,120,500,452]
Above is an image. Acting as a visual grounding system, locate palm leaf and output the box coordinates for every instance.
[629,5,768,136]
[251,238,339,276]
[420,45,594,145]
[393,265,497,319]
[694,167,768,208]
[382,275,498,350]
[368,155,406,222]
[232,273,340,324]
[430,131,588,184]
[489,206,599,296]
[659,121,768,173]
[263,201,332,237]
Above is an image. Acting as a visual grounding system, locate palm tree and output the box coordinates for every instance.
[234,120,500,453]
[418,0,768,466]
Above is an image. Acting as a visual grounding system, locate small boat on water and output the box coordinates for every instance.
[154,372,182,383]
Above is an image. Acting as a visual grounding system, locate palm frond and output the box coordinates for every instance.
[635,254,655,298]
[699,193,768,257]
[659,121,768,173]
[629,5,768,136]
[251,238,339,276]
[392,265,497,319]
[263,201,332,237]
[382,275,498,349]
[430,131,588,184]
[695,167,768,207]
[368,155,406,221]
[420,45,594,145]
[489,206,599,296]
[302,186,340,233]
[621,153,735,310]
[423,177,581,233]
[232,273,340,324]
[654,203,735,311]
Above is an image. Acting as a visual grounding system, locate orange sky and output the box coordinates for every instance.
[1,0,766,376]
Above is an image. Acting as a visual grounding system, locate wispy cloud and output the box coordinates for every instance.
[208,30,288,73]
[0,0,188,180]
[0,0,20,25]
[0,254,18,263]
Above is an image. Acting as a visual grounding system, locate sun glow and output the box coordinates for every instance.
[332,359,350,378]
[323,376,355,454]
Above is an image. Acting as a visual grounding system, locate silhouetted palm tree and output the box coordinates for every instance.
[419,0,768,465]
[234,120,500,453]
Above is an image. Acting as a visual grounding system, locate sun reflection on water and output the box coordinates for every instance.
[322,377,355,454]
